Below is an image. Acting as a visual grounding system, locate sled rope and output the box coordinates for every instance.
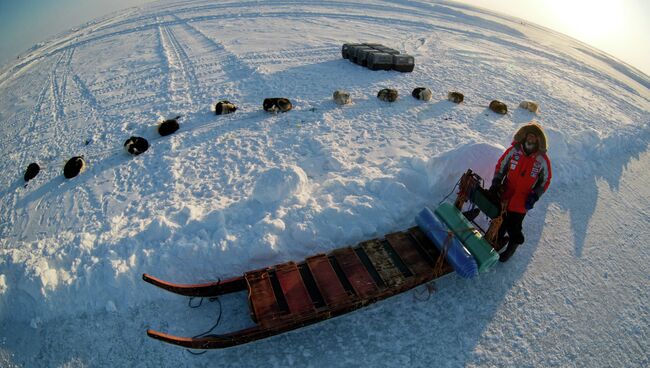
[413,282,436,301]
[185,280,224,355]
[485,200,508,246]
[439,178,461,205]
[432,226,476,276]
[433,230,453,276]
[454,171,479,209]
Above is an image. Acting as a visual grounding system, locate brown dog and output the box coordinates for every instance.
[448,92,464,104]
[489,100,508,114]
[377,88,398,102]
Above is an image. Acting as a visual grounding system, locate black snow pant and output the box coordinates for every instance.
[498,211,526,261]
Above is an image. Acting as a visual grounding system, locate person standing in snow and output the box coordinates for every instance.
[490,122,552,262]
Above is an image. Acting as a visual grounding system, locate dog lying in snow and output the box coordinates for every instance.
[333,90,351,105]
[448,92,464,104]
[124,136,149,155]
[412,87,432,101]
[377,88,398,102]
[263,98,293,113]
[213,100,238,115]
[158,115,181,136]
[489,100,508,114]
[64,156,85,179]
[24,163,40,183]
[519,101,539,113]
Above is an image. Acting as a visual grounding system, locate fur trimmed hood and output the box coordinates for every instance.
[513,122,548,152]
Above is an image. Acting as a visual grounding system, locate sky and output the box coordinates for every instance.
[0,0,649,76]
[453,0,650,76]
[0,0,154,67]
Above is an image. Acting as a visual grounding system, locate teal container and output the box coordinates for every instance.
[469,188,500,219]
[434,202,499,272]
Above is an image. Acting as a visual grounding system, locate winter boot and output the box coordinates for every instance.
[499,242,520,262]
[495,235,509,251]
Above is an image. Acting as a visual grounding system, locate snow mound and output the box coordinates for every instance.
[138,216,179,244]
[426,142,506,192]
[252,165,309,205]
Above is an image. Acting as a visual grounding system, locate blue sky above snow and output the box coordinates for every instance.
[0,0,153,65]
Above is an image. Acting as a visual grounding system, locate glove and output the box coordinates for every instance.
[489,178,502,197]
[525,192,538,210]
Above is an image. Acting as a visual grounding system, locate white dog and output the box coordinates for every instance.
[333,90,352,105]
[519,101,539,113]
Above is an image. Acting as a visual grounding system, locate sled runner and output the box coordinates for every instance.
[144,170,503,349]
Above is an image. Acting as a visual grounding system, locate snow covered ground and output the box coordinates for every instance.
[0,0,648,366]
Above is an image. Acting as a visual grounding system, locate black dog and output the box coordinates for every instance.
[214,100,238,115]
[24,162,40,182]
[124,136,149,155]
[64,156,85,179]
[411,87,432,101]
[158,116,181,136]
[263,98,292,113]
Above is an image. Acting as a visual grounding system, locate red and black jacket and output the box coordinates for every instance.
[493,142,552,214]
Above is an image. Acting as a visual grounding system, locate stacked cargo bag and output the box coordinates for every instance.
[393,54,415,72]
[367,53,393,70]
[375,46,400,55]
[341,43,363,59]
[434,202,499,272]
[342,44,361,62]
[364,43,384,49]
[352,46,374,64]
[341,43,415,72]
[356,48,376,67]
[415,208,478,278]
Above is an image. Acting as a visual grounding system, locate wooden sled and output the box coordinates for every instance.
[144,226,453,349]
[144,169,504,349]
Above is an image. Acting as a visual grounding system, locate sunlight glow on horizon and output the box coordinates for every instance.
[454,0,650,76]
[548,0,625,43]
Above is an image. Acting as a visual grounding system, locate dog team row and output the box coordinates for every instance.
[21,93,539,183]
[334,88,539,116]
[21,97,290,183]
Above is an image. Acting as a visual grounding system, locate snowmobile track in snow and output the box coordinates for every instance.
[157,22,199,110]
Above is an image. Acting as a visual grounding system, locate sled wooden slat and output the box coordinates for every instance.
[306,254,351,306]
[353,246,386,288]
[360,240,406,288]
[275,262,315,316]
[331,247,379,298]
[408,227,441,259]
[385,232,432,277]
[407,227,453,275]
[379,238,413,278]
[245,270,282,324]
[298,263,326,309]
